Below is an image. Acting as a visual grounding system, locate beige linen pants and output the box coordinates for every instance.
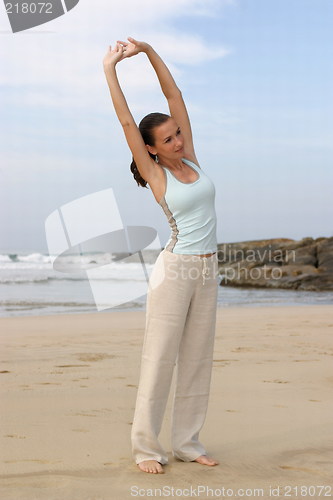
[131,249,219,465]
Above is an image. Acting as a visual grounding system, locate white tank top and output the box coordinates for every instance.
[158,158,217,254]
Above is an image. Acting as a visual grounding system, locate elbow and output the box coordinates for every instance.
[167,88,182,101]
[121,120,133,129]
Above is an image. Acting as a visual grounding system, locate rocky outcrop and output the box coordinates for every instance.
[217,236,333,291]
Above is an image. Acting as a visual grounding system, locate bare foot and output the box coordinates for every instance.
[193,455,219,466]
[137,460,165,474]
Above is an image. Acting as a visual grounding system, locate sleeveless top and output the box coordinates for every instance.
[158,158,217,254]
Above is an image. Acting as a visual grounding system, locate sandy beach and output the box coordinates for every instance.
[1,305,332,499]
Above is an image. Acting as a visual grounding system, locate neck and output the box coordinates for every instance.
[157,156,184,170]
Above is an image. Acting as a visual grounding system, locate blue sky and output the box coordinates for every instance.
[0,0,332,253]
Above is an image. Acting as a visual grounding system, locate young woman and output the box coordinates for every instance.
[103,38,219,474]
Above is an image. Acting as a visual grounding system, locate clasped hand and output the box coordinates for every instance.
[103,37,150,68]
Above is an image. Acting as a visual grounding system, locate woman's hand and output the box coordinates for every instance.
[116,37,151,59]
[103,43,126,69]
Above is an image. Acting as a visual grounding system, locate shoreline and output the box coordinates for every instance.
[1,301,332,323]
[1,287,332,319]
[1,305,332,499]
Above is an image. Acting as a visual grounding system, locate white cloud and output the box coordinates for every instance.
[133,32,231,66]
[0,0,232,113]
[58,0,233,27]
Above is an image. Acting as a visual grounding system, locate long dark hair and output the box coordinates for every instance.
[130,112,170,188]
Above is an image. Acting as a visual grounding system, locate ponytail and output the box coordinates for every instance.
[129,112,170,188]
[130,157,149,188]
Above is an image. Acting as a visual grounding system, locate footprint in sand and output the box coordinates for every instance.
[214,359,239,367]
[56,364,90,368]
[68,409,113,417]
[4,459,62,464]
[279,465,325,476]
[4,434,26,439]
[36,382,62,385]
[263,379,290,384]
[231,347,256,352]
[75,353,116,362]
[72,412,97,417]
[293,359,320,362]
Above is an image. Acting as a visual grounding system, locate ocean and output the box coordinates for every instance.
[0,250,332,318]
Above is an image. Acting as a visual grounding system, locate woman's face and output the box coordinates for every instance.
[148,117,184,160]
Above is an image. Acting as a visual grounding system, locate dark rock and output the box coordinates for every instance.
[217,236,333,291]
[317,238,333,271]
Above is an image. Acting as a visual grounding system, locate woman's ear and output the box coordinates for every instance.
[146,144,156,156]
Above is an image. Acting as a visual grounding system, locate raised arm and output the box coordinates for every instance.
[103,43,156,183]
[118,37,197,162]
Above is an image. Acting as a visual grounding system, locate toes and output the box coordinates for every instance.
[194,455,219,466]
[137,460,164,474]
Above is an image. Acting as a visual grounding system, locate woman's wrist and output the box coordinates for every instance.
[103,62,117,73]
[142,43,153,55]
